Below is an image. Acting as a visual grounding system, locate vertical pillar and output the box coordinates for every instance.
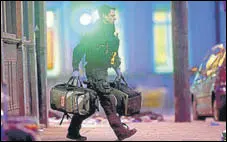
[1,1,4,83]
[16,1,26,116]
[171,1,191,122]
[215,1,220,44]
[34,1,48,127]
[27,1,40,123]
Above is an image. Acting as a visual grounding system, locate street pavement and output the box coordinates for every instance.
[38,115,226,141]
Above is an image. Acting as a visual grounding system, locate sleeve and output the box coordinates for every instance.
[72,43,85,71]
[111,52,121,69]
[109,36,121,69]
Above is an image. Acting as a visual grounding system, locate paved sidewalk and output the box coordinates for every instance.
[39,116,226,141]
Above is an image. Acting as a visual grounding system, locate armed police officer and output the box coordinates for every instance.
[67,5,137,141]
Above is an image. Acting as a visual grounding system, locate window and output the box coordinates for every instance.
[205,45,226,76]
[45,9,61,78]
[46,10,61,77]
[152,11,173,74]
[23,1,29,40]
[5,1,16,34]
[47,11,55,70]
[1,1,6,32]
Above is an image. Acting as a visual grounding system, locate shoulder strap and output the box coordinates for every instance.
[59,112,72,125]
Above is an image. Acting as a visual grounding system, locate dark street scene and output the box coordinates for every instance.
[1,1,226,141]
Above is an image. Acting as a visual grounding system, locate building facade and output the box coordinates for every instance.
[1,1,48,127]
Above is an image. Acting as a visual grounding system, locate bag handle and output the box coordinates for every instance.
[114,75,128,87]
[121,75,128,86]
[113,75,137,91]
[66,76,83,88]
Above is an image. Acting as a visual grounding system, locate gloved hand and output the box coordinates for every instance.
[71,70,87,88]
[72,70,80,77]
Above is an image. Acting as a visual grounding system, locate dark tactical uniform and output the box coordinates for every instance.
[68,5,136,141]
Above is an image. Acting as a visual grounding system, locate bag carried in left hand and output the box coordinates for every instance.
[110,75,142,116]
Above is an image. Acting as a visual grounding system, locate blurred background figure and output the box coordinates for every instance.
[1,82,40,141]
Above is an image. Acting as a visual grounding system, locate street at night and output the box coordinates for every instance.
[1,1,226,141]
[40,116,226,141]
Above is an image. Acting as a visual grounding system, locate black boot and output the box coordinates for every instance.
[67,115,88,141]
[66,133,87,141]
[117,128,137,141]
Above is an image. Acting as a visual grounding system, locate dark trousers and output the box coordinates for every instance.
[68,93,128,138]
[68,114,91,136]
[68,69,128,138]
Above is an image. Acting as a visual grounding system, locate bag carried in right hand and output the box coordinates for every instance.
[50,76,99,124]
